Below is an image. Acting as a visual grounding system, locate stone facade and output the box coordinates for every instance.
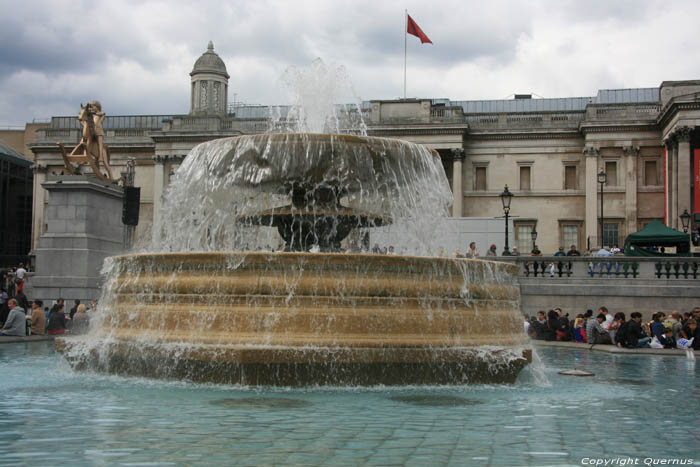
[26,46,700,256]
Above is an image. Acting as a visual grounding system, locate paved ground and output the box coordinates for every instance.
[0,335,55,344]
[531,339,693,356]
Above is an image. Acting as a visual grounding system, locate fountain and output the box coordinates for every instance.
[56,61,531,385]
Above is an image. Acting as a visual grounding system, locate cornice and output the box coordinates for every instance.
[657,98,700,129]
[579,123,658,134]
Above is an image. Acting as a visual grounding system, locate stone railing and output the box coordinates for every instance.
[585,103,660,122]
[491,256,700,280]
[38,128,81,144]
[464,112,585,130]
[429,106,465,122]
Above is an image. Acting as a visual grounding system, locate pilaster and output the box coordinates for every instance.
[663,138,674,226]
[584,146,599,246]
[674,126,694,227]
[152,155,168,243]
[30,162,48,254]
[623,146,639,236]
[450,148,465,217]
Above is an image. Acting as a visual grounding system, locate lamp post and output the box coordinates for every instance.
[500,185,513,255]
[531,226,538,251]
[598,170,606,247]
[680,209,691,233]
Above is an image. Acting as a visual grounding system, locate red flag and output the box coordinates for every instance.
[407,14,432,44]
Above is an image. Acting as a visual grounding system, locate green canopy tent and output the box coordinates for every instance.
[623,219,690,257]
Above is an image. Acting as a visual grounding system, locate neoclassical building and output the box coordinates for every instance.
[27,43,700,256]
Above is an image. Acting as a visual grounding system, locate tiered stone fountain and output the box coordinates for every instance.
[57,133,531,385]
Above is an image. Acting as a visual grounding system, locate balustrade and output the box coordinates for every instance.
[492,256,699,281]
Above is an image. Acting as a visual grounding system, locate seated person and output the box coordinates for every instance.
[586,313,612,344]
[650,312,666,339]
[71,304,90,335]
[29,300,46,335]
[658,328,676,349]
[616,312,651,348]
[572,317,587,343]
[680,319,699,350]
[0,299,26,337]
[47,303,67,335]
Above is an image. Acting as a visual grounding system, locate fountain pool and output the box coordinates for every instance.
[1,343,697,465]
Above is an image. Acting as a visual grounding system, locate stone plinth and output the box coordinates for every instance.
[31,176,124,303]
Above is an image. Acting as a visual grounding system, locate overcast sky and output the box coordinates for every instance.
[1,0,699,126]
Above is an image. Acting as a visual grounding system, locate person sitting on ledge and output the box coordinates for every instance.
[530,245,542,256]
[0,299,26,337]
[47,303,67,335]
[553,247,567,256]
[680,318,699,350]
[566,245,581,256]
[573,317,587,343]
[650,312,666,339]
[486,244,498,256]
[71,304,90,335]
[658,328,676,349]
[586,313,612,344]
[29,300,46,336]
[466,242,479,258]
[511,246,520,256]
[616,312,651,348]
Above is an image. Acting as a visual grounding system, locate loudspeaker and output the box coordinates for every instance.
[122,186,140,226]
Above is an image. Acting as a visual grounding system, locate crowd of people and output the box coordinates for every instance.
[0,264,95,337]
[526,306,700,350]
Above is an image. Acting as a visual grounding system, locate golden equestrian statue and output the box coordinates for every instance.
[58,100,118,183]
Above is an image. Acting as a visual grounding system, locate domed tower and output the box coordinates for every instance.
[190,41,230,115]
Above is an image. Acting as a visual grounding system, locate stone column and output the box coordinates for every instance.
[675,126,694,227]
[584,146,600,248]
[663,138,674,226]
[623,146,639,235]
[30,163,48,254]
[451,148,465,217]
[671,138,679,229]
[152,155,168,243]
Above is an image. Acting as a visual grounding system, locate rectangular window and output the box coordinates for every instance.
[516,223,534,253]
[602,222,619,248]
[644,160,657,186]
[475,166,487,191]
[605,161,617,186]
[519,166,531,190]
[564,166,577,190]
[562,225,579,250]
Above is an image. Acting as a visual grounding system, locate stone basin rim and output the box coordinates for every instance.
[108,250,519,267]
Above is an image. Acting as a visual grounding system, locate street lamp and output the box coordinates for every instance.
[598,170,606,247]
[500,185,513,255]
[531,226,538,250]
[680,209,691,233]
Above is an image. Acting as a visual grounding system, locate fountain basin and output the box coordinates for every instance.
[58,252,531,385]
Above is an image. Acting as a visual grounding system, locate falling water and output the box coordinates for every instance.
[269,58,368,135]
[59,59,532,386]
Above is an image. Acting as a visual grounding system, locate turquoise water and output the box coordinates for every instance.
[0,342,698,466]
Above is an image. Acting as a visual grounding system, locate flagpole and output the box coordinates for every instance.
[404,9,407,99]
